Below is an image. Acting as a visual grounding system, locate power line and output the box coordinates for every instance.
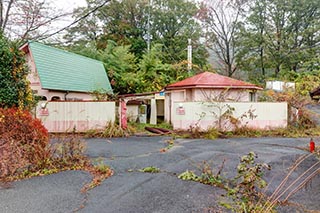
[37,0,110,41]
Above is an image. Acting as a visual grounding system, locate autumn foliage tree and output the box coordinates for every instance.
[0,33,34,109]
[0,33,49,179]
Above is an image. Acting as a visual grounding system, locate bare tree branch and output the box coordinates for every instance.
[37,0,111,41]
[198,0,243,77]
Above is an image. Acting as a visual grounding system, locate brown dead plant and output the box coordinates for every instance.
[263,153,320,212]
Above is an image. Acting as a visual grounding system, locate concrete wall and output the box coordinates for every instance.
[171,102,287,130]
[165,90,185,122]
[36,101,116,132]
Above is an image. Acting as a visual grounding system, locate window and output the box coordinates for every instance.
[249,92,256,102]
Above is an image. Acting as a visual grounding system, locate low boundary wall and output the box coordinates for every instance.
[171,102,287,130]
[36,101,116,132]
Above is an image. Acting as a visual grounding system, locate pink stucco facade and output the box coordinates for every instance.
[165,88,256,123]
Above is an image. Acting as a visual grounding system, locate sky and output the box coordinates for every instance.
[53,0,87,12]
[47,0,87,41]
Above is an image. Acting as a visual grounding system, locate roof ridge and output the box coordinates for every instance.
[28,41,104,65]
[166,71,262,90]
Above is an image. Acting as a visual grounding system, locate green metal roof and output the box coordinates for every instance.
[28,41,113,93]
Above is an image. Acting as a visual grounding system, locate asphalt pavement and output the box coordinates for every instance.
[0,136,319,213]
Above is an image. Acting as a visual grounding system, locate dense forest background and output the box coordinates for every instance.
[1,0,319,95]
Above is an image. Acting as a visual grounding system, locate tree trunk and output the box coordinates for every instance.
[275,65,280,77]
[260,47,265,76]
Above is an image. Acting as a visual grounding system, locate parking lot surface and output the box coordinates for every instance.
[0,136,319,213]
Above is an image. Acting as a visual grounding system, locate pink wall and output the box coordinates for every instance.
[171,102,288,131]
[193,88,251,102]
[36,101,116,132]
[165,88,256,123]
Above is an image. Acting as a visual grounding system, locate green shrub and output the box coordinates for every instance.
[0,34,35,109]
[220,152,272,212]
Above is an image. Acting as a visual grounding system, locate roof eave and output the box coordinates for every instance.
[165,85,263,91]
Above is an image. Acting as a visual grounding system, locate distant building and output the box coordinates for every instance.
[266,81,295,92]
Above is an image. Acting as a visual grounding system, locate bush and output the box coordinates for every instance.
[0,34,35,109]
[85,121,134,138]
[0,108,49,178]
[0,109,113,190]
[204,127,220,139]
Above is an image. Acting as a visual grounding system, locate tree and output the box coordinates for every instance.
[65,0,208,67]
[150,0,207,65]
[237,0,320,80]
[236,0,268,81]
[98,0,148,58]
[63,4,102,46]
[0,33,34,109]
[198,0,244,77]
[69,40,139,94]
[0,0,70,41]
[136,44,175,92]
[65,0,148,58]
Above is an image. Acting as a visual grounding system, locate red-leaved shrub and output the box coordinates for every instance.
[0,108,49,178]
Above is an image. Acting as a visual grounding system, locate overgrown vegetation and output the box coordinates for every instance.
[0,108,49,178]
[176,88,320,139]
[160,138,175,153]
[220,152,272,212]
[85,121,134,138]
[0,108,112,191]
[91,89,118,101]
[178,152,320,212]
[138,166,161,173]
[0,33,35,109]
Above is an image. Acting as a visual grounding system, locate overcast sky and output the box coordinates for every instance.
[45,0,87,41]
[53,0,87,12]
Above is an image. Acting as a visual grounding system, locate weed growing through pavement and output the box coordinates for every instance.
[160,139,175,153]
[138,166,161,173]
[178,170,200,181]
[219,152,272,213]
[178,152,320,213]
[85,121,134,138]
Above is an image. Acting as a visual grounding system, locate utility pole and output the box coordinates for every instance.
[147,0,153,54]
[187,38,192,72]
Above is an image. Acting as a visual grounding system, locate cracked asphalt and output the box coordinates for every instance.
[0,136,319,213]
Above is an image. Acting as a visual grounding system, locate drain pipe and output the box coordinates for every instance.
[64,91,69,100]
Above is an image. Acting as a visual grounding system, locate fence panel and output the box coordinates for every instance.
[36,101,116,132]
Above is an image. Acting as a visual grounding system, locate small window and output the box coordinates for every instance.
[40,96,47,101]
[51,96,61,101]
[249,92,256,102]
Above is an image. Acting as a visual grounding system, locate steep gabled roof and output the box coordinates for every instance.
[165,72,262,90]
[21,41,113,93]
